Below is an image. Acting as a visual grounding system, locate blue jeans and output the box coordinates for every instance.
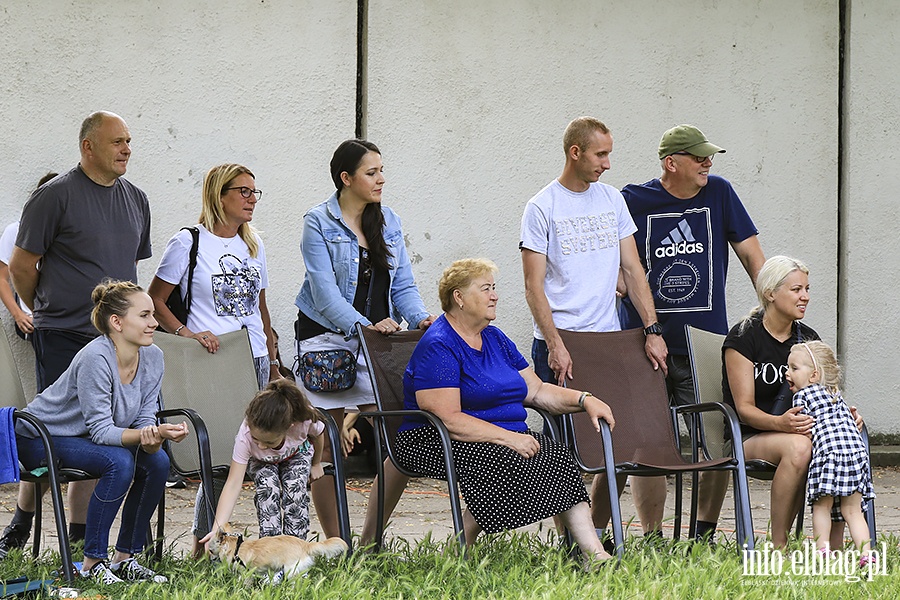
[17,435,169,559]
[531,338,556,385]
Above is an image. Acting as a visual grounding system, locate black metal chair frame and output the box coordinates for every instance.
[558,328,756,560]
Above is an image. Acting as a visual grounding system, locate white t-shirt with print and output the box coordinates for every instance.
[520,179,637,338]
[0,221,31,316]
[154,225,269,357]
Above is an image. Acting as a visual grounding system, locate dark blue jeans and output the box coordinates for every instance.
[531,338,556,385]
[31,329,94,392]
[17,435,169,559]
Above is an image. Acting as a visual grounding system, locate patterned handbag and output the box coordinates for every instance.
[298,349,357,393]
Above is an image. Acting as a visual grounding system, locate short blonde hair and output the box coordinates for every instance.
[199,163,260,258]
[752,255,809,317]
[563,116,610,154]
[791,340,842,395]
[438,258,498,313]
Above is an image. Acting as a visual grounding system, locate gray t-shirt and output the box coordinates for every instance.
[16,336,164,446]
[16,165,152,335]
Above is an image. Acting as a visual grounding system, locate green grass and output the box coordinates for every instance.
[1,531,896,599]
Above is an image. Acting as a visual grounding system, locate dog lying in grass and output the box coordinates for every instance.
[209,524,349,581]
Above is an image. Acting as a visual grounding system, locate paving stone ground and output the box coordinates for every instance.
[1,466,897,558]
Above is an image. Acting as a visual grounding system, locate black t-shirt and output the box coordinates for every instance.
[295,246,390,340]
[721,315,820,436]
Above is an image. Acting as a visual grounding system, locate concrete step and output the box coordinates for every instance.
[869,445,900,467]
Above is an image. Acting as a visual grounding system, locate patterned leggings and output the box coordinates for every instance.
[245,450,313,539]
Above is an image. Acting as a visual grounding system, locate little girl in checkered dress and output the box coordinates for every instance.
[787,341,874,564]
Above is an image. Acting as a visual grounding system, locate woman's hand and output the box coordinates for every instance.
[13,310,33,334]
[140,425,162,447]
[780,406,814,435]
[341,424,361,457]
[502,431,540,459]
[310,463,325,481]
[159,421,190,443]
[367,318,401,335]
[584,395,615,432]
[850,406,864,432]
[185,329,219,353]
[417,315,438,329]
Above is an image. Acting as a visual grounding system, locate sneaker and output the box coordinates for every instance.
[260,569,285,586]
[166,470,187,489]
[859,554,877,569]
[111,557,168,583]
[0,522,31,559]
[80,561,124,585]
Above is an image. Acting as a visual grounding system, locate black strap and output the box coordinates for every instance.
[233,534,245,567]
[181,226,200,316]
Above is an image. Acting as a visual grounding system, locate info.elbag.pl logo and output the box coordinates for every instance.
[743,542,888,583]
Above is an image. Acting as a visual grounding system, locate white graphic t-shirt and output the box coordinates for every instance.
[520,179,637,338]
[154,225,269,358]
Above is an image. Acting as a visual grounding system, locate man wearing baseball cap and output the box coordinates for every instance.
[619,124,765,544]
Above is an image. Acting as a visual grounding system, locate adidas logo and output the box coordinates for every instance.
[654,219,704,258]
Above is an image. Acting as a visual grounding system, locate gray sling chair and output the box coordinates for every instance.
[684,325,877,545]
[152,328,352,557]
[356,324,561,555]
[557,327,755,559]
[0,327,85,582]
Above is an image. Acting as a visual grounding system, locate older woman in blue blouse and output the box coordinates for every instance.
[394,258,615,562]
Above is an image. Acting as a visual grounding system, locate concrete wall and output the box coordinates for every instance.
[0,0,357,397]
[0,1,894,434]
[367,2,838,373]
[843,1,900,435]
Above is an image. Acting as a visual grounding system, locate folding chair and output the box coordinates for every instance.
[685,325,877,545]
[357,324,562,554]
[356,326,467,551]
[0,328,80,582]
[152,329,352,554]
[558,327,755,558]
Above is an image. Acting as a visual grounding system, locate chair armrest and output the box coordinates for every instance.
[156,407,219,521]
[673,401,748,465]
[531,407,561,440]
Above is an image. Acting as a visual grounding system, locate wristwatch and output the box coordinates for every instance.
[643,322,663,336]
[270,358,281,368]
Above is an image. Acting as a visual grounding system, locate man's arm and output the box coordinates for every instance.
[731,235,765,286]
[522,248,571,385]
[619,236,668,373]
[8,246,42,311]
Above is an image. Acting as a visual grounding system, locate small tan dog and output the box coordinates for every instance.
[209,524,349,581]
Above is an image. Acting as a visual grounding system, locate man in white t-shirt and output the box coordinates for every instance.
[520,116,667,544]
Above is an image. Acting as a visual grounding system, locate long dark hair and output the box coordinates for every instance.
[330,139,391,271]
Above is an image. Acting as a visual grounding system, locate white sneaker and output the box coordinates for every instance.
[110,557,168,583]
[80,561,124,585]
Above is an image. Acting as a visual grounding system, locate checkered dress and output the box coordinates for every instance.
[793,384,875,506]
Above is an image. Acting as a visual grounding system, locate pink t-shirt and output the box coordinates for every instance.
[232,419,325,465]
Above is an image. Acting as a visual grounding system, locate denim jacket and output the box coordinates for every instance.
[294,192,430,336]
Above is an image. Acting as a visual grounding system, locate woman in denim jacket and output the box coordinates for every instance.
[294,139,436,540]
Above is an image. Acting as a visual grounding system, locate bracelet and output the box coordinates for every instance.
[173,325,185,336]
[578,391,592,410]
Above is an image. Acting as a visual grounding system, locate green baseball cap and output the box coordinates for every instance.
[658,125,726,159]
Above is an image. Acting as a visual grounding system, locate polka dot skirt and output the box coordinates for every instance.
[395,427,589,534]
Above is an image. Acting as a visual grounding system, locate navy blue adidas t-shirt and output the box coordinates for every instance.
[619,175,757,355]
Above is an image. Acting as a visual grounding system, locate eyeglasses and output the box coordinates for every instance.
[224,186,263,200]
[673,152,714,163]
